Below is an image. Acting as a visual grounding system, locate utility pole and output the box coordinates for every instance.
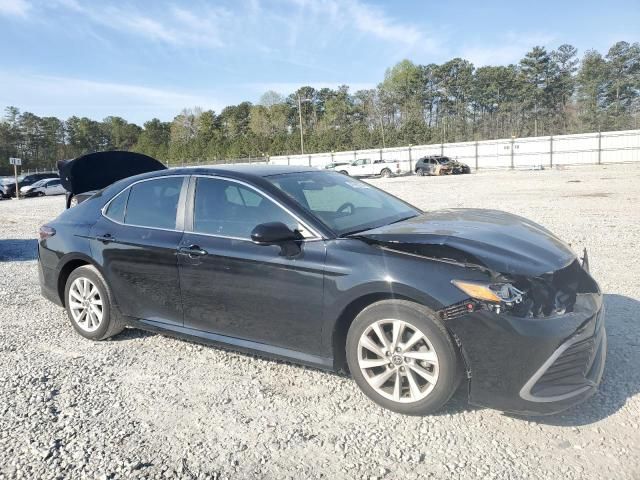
[297,94,305,155]
[378,113,386,149]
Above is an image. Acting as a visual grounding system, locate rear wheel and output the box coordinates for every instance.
[64,265,125,340]
[416,168,425,176]
[380,168,392,178]
[346,300,459,415]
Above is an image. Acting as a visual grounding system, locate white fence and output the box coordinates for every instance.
[268,129,640,173]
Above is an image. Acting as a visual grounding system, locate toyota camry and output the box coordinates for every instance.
[38,154,606,415]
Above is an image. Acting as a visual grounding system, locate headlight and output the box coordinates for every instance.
[452,280,524,304]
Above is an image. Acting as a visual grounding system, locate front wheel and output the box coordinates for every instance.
[416,168,425,176]
[64,265,125,340]
[346,300,460,415]
[339,170,349,176]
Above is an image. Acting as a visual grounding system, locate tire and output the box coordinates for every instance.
[380,168,392,178]
[37,191,45,197]
[416,168,425,176]
[339,170,349,176]
[346,300,459,415]
[64,265,125,341]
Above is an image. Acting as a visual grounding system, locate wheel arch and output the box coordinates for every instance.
[56,254,104,306]
[331,291,443,372]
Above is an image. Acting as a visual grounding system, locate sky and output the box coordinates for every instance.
[0,0,638,125]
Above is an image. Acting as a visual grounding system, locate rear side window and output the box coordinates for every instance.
[124,177,183,229]
[104,190,129,223]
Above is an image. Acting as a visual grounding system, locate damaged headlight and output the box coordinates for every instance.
[451,280,524,308]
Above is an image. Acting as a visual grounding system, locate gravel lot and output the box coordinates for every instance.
[1,164,639,480]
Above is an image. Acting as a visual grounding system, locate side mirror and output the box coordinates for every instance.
[251,222,301,245]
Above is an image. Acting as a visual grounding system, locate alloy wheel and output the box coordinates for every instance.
[357,319,439,403]
[68,277,104,332]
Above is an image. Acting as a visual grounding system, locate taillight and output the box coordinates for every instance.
[38,225,56,240]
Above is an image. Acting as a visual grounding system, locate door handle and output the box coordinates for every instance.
[178,245,208,257]
[96,234,114,243]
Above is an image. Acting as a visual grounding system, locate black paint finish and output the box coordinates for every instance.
[37,165,606,415]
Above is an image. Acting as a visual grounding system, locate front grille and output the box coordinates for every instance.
[533,337,595,391]
[520,304,606,403]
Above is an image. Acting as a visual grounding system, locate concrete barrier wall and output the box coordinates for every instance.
[268,129,640,172]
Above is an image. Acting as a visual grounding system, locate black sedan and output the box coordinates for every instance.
[38,164,606,415]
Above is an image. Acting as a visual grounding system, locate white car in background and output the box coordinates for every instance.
[20,178,65,197]
[334,158,401,178]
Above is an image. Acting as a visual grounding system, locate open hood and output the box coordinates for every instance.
[355,209,576,277]
[57,151,167,195]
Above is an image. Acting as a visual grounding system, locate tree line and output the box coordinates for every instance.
[1,41,639,175]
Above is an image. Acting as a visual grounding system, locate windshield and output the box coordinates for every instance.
[268,171,420,236]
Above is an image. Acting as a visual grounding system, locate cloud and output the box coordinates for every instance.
[0,71,222,124]
[0,0,30,17]
[285,0,436,51]
[45,0,227,49]
[346,0,422,46]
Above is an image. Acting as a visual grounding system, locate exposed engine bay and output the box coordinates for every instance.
[369,241,598,319]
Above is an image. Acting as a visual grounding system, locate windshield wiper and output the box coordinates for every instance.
[339,227,374,238]
[340,214,418,238]
[386,214,419,226]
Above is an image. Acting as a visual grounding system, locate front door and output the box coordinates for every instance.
[90,176,187,325]
[178,176,327,356]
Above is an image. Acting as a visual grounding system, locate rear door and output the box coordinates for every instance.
[90,175,188,326]
[45,179,64,195]
[362,159,375,175]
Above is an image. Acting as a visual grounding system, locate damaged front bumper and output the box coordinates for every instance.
[446,292,606,415]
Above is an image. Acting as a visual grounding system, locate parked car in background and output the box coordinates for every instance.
[0,177,12,199]
[415,156,471,176]
[337,158,401,178]
[20,178,66,197]
[38,162,605,416]
[2,172,59,198]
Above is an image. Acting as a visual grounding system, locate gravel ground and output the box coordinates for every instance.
[0,164,639,480]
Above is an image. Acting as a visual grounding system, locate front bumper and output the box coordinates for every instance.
[446,292,606,415]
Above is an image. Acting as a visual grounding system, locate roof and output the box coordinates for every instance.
[168,164,320,178]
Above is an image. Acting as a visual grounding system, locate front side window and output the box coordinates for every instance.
[193,177,301,238]
[124,177,183,229]
[269,171,419,236]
